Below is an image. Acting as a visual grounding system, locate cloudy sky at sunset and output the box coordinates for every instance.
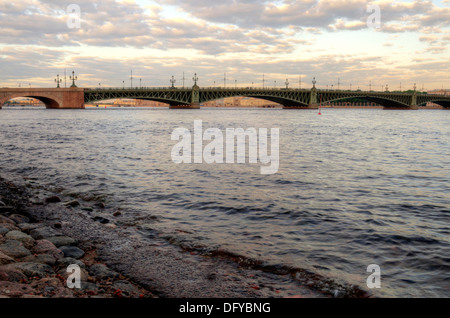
[0,0,449,91]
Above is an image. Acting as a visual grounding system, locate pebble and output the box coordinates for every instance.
[32,240,64,260]
[0,251,15,265]
[88,264,120,280]
[46,236,78,247]
[0,215,16,225]
[59,246,85,259]
[4,262,54,278]
[0,240,32,258]
[8,214,30,224]
[112,280,141,296]
[0,226,9,236]
[30,226,62,240]
[56,257,86,269]
[5,230,35,249]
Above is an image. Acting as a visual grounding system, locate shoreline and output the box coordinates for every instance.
[0,175,372,298]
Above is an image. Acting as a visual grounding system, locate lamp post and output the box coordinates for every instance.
[69,71,78,88]
[55,75,62,88]
[193,73,198,86]
[170,76,176,89]
[285,78,289,89]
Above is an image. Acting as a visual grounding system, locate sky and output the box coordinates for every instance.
[0,0,449,91]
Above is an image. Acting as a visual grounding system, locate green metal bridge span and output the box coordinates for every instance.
[84,85,450,110]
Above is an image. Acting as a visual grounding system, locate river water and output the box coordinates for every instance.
[0,106,449,297]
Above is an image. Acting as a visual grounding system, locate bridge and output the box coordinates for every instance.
[1,84,450,110]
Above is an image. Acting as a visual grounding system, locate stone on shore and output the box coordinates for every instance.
[30,226,62,240]
[0,215,16,225]
[0,226,9,236]
[56,257,86,269]
[112,280,141,296]
[46,236,78,247]
[59,246,85,259]
[8,214,30,224]
[2,262,54,278]
[0,267,27,282]
[32,240,64,260]
[17,223,41,233]
[0,240,31,258]
[0,281,35,297]
[88,264,120,280]
[5,230,35,249]
[0,251,15,265]
[22,254,57,266]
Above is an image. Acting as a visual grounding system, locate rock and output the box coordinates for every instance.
[0,215,15,225]
[22,254,57,266]
[30,226,62,240]
[32,240,64,260]
[56,257,86,269]
[0,251,15,265]
[78,281,99,293]
[5,230,35,249]
[113,211,122,217]
[45,196,61,203]
[59,246,85,259]
[0,267,27,282]
[88,264,120,280]
[0,223,20,232]
[0,240,31,258]
[81,207,94,212]
[8,214,30,224]
[112,280,141,296]
[30,277,62,290]
[0,201,6,207]
[0,281,35,297]
[46,236,77,247]
[63,200,80,208]
[17,223,41,233]
[3,262,54,278]
[0,226,9,236]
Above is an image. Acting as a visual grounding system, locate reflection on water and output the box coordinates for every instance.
[0,107,449,297]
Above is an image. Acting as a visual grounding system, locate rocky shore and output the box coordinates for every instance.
[0,179,155,298]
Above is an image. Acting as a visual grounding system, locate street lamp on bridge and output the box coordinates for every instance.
[70,71,78,88]
[170,76,176,89]
[193,73,199,86]
[55,75,62,88]
[285,78,289,89]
